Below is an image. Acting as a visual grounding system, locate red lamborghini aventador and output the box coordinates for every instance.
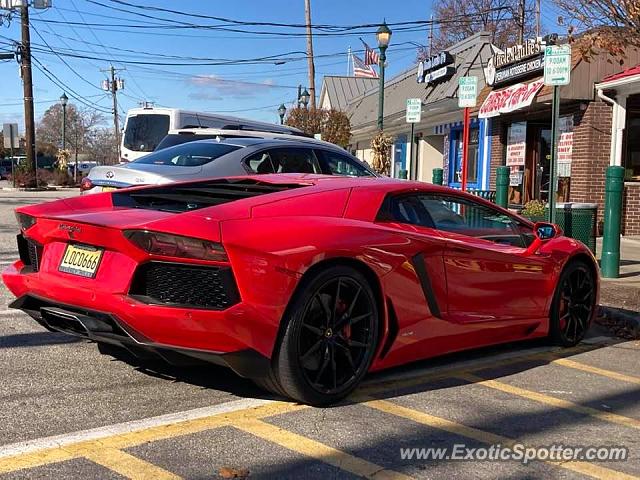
[3,175,599,405]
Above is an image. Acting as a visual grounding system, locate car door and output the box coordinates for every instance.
[415,193,555,323]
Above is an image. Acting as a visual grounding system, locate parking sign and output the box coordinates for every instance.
[406,98,422,123]
[458,76,478,108]
[544,45,571,86]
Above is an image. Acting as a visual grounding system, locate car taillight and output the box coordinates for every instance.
[15,212,36,231]
[124,230,228,262]
[80,177,94,192]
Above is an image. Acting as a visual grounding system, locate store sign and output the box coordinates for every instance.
[544,44,571,86]
[485,40,544,86]
[458,76,478,108]
[478,79,544,118]
[417,51,455,85]
[557,115,574,176]
[406,98,422,123]
[506,122,527,167]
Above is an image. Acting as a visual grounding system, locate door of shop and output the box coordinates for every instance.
[524,125,551,204]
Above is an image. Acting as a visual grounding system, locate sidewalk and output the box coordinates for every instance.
[596,237,640,338]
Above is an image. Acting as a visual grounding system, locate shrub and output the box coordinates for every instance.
[371,131,394,176]
[522,200,546,217]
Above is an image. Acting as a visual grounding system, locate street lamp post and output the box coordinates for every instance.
[278,104,287,125]
[299,88,310,109]
[60,92,68,151]
[376,21,392,131]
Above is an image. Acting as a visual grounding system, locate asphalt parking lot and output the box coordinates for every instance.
[0,188,639,480]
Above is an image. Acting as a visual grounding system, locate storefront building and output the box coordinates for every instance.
[596,66,640,235]
[344,32,494,189]
[477,40,640,234]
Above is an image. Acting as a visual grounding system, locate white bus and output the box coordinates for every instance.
[120,107,304,162]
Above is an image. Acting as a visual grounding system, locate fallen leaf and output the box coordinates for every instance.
[219,466,250,479]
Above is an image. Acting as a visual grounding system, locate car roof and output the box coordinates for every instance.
[166,128,345,150]
[178,137,354,153]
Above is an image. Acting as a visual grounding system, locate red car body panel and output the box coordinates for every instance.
[2,175,600,377]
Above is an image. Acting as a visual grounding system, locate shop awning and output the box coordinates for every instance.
[601,64,640,84]
[478,78,544,118]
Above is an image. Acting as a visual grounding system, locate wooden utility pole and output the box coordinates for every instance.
[535,0,541,38]
[428,14,434,57]
[518,0,526,43]
[20,3,37,179]
[101,65,124,161]
[304,0,316,109]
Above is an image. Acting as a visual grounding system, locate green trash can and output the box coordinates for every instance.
[553,203,598,254]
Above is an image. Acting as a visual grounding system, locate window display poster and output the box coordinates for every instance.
[509,165,523,186]
[557,116,573,177]
[506,122,527,166]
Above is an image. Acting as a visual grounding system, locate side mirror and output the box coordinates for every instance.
[534,222,560,241]
[525,222,561,255]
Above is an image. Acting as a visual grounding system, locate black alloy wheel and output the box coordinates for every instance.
[297,276,376,395]
[550,261,596,346]
[261,266,379,406]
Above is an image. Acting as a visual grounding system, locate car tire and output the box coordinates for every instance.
[549,260,596,347]
[257,265,379,406]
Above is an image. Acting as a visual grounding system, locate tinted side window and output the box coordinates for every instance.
[384,195,435,228]
[244,151,277,174]
[317,150,373,177]
[419,195,522,246]
[267,148,321,174]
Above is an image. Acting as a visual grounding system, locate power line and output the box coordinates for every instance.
[31,55,112,113]
[29,21,104,93]
[95,0,512,32]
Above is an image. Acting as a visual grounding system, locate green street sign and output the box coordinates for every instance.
[406,98,422,123]
[458,76,478,108]
[544,45,571,86]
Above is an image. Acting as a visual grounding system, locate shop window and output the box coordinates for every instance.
[626,115,640,180]
[451,128,479,185]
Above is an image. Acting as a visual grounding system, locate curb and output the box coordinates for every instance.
[597,305,640,339]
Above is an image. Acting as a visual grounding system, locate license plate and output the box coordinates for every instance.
[59,244,104,278]
[102,187,117,192]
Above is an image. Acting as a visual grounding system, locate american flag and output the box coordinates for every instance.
[353,54,378,78]
[361,39,380,66]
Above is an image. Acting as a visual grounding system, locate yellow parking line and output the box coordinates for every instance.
[0,402,306,475]
[0,449,76,475]
[458,373,640,430]
[360,344,598,397]
[235,419,413,480]
[80,447,181,480]
[552,358,640,385]
[363,398,638,480]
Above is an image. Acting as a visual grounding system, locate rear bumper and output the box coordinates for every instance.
[9,294,271,379]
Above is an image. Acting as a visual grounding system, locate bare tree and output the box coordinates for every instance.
[419,0,536,57]
[554,0,640,60]
[36,103,104,156]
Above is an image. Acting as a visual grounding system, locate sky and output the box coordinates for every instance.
[0,0,561,130]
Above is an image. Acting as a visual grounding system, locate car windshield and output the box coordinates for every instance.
[131,142,241,167]
[124,114,171,152]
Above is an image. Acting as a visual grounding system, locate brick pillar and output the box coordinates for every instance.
[489,117,506,190]
[569,101,613,230]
